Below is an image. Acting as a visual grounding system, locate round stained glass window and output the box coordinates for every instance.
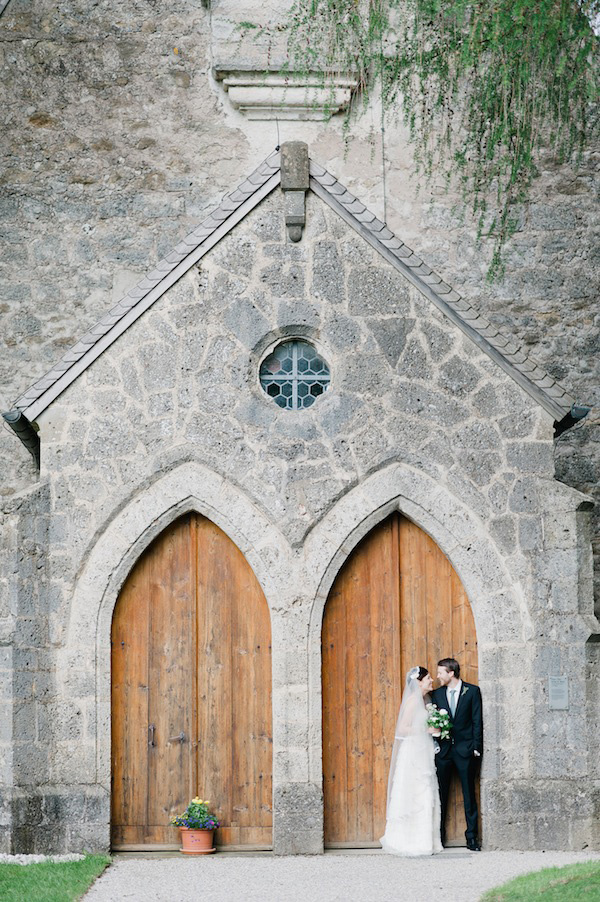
[259,340,330,410]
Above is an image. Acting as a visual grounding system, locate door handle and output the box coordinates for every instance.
[148,724,156,747]
[168,732,186,743]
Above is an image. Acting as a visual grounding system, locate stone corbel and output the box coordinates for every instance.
[280,142,309,242]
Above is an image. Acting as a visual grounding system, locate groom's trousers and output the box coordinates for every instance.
[436,753,479,842]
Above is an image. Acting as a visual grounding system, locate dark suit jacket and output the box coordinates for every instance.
[431,682,482,760]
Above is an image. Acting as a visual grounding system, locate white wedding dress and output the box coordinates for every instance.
[380,672,442,856]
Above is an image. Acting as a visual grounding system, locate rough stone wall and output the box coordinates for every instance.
[1,0,598,606]
[0,482,51,852]
[0,0,599,855]
[10,188,594,853]
[0,0,244,489]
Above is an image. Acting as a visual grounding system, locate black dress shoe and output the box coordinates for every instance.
[467,839,481,851]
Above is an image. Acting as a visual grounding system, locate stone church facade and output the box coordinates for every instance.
[0,2,598,855]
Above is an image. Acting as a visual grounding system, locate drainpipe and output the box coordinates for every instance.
[554,404,591,438]
[2,409,40,468]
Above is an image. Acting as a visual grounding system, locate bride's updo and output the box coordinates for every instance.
[408,666,429,681]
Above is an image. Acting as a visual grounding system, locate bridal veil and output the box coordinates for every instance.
[386,666,427,809]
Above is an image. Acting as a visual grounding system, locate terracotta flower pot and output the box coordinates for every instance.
[179,827,216,854]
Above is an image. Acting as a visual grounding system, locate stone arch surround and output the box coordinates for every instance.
[61,461,293,805]
[302,462,533,846]
[305,462,526,644]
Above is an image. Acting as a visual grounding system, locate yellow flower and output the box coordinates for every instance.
[204,801,210,805]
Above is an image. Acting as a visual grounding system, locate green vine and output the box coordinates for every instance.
[272,0,600,277]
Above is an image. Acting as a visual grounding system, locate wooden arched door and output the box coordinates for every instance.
[111,513,273,850]
[322,513,478,847]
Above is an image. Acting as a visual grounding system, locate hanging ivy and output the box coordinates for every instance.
[275,0,600,276]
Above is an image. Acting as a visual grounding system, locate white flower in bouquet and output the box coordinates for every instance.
[426,703,452,740]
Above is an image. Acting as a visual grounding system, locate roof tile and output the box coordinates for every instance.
[127,286,147,300]
[313,171,336,187]
[545,383,569,400]
[383,237,404,250]
[444,290,462,304]
[354,210,377,224]
[352,202,369,217]
[517,359,537,374]
[391,246,414,260]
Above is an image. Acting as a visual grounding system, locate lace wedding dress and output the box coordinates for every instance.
[380,670,442,857]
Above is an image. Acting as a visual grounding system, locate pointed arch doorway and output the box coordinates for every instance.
[322,512,479,848]
[111,513,273,850]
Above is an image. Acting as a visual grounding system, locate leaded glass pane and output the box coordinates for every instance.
[307,358,328,376]
[260,340,330,410]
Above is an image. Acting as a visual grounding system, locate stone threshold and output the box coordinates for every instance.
[113,846,471,860]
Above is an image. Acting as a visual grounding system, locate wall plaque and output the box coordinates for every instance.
[548,676,569,710]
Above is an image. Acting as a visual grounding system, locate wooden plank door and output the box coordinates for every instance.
[111,513,273,850]
[322,513,478,848]
[111,516,196,848]
[196,517,273,848]
[399,517,479,845]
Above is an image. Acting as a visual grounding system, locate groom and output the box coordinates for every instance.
[431,657,483,851]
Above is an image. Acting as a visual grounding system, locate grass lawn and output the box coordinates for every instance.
[481,860,600,901]
[0,854,110,902]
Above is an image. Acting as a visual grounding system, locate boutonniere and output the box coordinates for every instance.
[461,686,469,697]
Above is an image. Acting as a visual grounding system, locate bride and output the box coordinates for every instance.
[380,666,443,856]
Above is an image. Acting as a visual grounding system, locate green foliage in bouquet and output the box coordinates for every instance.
[426,702,452,740]
[170,797,220,831]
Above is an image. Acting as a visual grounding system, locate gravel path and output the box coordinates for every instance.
[84,849,600,902]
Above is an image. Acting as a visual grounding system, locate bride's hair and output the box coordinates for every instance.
[408,666,429,681]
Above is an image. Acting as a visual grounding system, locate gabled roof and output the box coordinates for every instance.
[4,147,585,461]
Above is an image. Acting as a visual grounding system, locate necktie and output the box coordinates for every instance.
[449,689,457,716]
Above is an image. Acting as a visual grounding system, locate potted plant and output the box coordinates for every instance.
[170,797,220,854]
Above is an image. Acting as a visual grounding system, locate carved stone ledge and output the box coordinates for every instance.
[213,69,358,120]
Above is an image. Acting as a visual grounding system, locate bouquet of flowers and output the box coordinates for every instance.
[170,797,220,831]
[426,703,452,740]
